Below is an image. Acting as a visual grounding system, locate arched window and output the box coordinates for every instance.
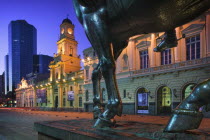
[157,86,172,114]
[70,48,73,56]
[85,90,89,101]
[122,54,128,69]
[182,83,196,100]
[79,97,82,107]
[136,88,149,114]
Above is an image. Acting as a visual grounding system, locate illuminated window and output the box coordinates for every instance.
[70,48,73,56]
[182,84,196,100]
[186,35,200,60]
[161,49,171,65]
[140,50,149,69]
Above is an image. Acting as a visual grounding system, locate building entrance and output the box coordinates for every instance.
[157,86,172,114]
[55,96,58,108]
[136,88,149,114]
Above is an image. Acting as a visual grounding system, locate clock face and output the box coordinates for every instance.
[61,28,64,34]
[68,28,72,34]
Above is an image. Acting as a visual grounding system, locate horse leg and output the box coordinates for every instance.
[93,55,122,128]
[154,29,178,52]
[165,78,210,132]
[81,10,122,128]
[92,64,103,119]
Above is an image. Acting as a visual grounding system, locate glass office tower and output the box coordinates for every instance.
[8,20,37,91]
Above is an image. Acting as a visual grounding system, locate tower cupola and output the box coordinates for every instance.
[60,18,75,40]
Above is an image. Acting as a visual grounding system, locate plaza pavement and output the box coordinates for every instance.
[0,108,210,140]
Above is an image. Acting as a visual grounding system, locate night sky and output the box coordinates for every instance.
[0,0,91,74]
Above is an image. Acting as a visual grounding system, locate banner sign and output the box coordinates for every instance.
[36,89,47,103]
[137,93,149,113]
[68,91,74,101]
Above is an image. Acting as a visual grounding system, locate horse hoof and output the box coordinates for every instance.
[93,116,116,128]
[93,106,103,119]
[164,110,203,132]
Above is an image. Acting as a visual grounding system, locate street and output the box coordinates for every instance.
[0,108,210,140]
[0,108,93,140]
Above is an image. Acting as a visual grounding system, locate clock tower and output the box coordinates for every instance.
[49,18,81,81]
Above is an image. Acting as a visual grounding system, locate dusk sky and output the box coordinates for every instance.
[0,0,91,74]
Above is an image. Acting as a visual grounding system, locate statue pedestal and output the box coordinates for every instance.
[34,119,210,140]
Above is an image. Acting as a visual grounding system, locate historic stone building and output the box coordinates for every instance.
[16,78,34,107]
[16,12,210,115]
[16,18,84,111]
[83,11,210,115]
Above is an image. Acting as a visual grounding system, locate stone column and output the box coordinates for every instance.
[127,40,135,70]
[65,84,68,108]
[150,33,157,67]
[49,85,54,108]
[174,27,181,63]
[58,84,63,108]
[206,13,210,56]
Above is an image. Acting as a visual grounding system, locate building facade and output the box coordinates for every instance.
[4,55,9,95]
[0,72,5,96]
[83,12,210,115]
[16,18,84,111]
[7,20,37,92]
[16,12,210,115]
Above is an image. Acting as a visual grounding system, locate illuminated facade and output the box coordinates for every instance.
[83,12,210,115]
[16,18,84,110]
[16,12,210,115]
[16,78,34,107]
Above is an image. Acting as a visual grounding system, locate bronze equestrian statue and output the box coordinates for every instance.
[73,0,210,132]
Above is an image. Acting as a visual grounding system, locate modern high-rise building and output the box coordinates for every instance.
[0,72,5,96]
[4,55,9,94]
[33,55,53,74]
[8,20,37,92]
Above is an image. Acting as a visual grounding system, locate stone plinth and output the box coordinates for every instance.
[34,119,210,140]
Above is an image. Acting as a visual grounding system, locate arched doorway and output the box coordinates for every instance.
[157,86,172,114]
[182,83,196,100]
[136,88,149,114]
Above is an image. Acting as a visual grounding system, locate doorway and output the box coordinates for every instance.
[157,86,172,114]
[55,96,58,108]
[136,88,149,114]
